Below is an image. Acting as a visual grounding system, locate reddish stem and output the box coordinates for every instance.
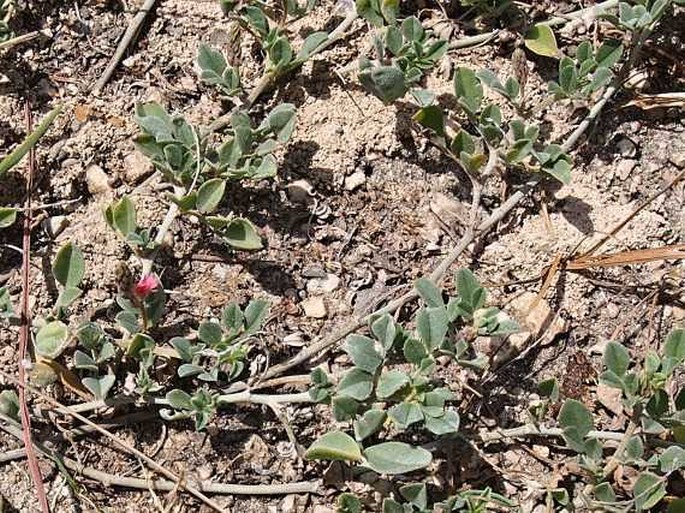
[19,100,50,512]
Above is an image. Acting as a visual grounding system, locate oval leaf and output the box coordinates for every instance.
[363,442,432,475]
[305,431,362,462]
[524,24,558,57]
[223,218,262,250]
[52,243,85,288]
[35,321,69,359]
[196,178,226,214]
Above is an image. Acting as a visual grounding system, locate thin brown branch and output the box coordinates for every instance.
[19,101,50,513]
[0,372,225,513]
[92,0,159,94]
[0,412,319,496]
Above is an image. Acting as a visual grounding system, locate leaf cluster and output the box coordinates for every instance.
[414,67,573,184]
[306,270,518,475]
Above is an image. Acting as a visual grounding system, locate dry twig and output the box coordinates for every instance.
[18,101,50,513]
[92,0,158,94]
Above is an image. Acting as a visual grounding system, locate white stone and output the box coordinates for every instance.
[122,150,154,184]
[302,296,327,318]
[344,171,366,191]
[85,164,111,195]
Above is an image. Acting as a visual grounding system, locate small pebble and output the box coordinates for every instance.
[344,170,366,191]
[85,164,111,195]
[302,296,327,318]
[42,215,69,238]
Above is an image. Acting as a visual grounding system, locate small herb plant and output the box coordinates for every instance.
[554,330,685,511]
[412,67,573,184]
[358,16,447,104]
[305,270,518,474]
[548,40,623,100]
[118,101,296,251]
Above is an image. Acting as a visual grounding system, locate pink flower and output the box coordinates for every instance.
[133,274,159,299]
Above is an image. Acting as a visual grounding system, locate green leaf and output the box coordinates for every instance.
[377,369,410,398]
[356,0,384,26]
[77,322,105,350]
[305,431,362,462]
[544,157,572,185]
[196,178,226,214]
[297,31,328,60]
[382,499,404,513]
[221,303,244,333]
[344,334,383,374]
[52,243,85,288]
[380,0,399,24]
[198,321,222,345]
[413,105,445,137]
[456,268,486,313]
[244,299,269,335]
[424,410,460,435]
[403,337,428,365]
[371,314,397,350]
[401,16,424,42]
[388,402,423,428]
[633,472,666,511]
[559,399,593,452]
[354,408,387,441]
[595,40,623,69]
[338,493,362,513]
[0,207,16,229]
[112,196,137,236]
[664,329,685,361]
[453,67,482,115]
[82,374,115,400]
[604,341,630,377]
[338,368,374,401]
[266,103,297,143]
[56,287,82,309]
[659,446,685,473]
[594,482,616,503]
[0,105,63,177]
[197,44,227,77]
[333,396,359,421]
[416,306,448,351]
[400,483,428,510]
[223,218,262,250]
[0,390,19,420]
[415,278,444,307]
[166,389,193,410]
[624,435,644,461]
[451,131,476,159]
[524,24,558,57]
[35,321,69,358]
[359,64,407,104]
[242,5,269,38]
[362,442,432,475]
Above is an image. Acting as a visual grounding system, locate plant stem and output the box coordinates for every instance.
[473,424,625,443]
[449,0,619,50]
[0,412,319,496]
[1,371,226,513]
[18,101,50,513]
[0,30,44,51]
